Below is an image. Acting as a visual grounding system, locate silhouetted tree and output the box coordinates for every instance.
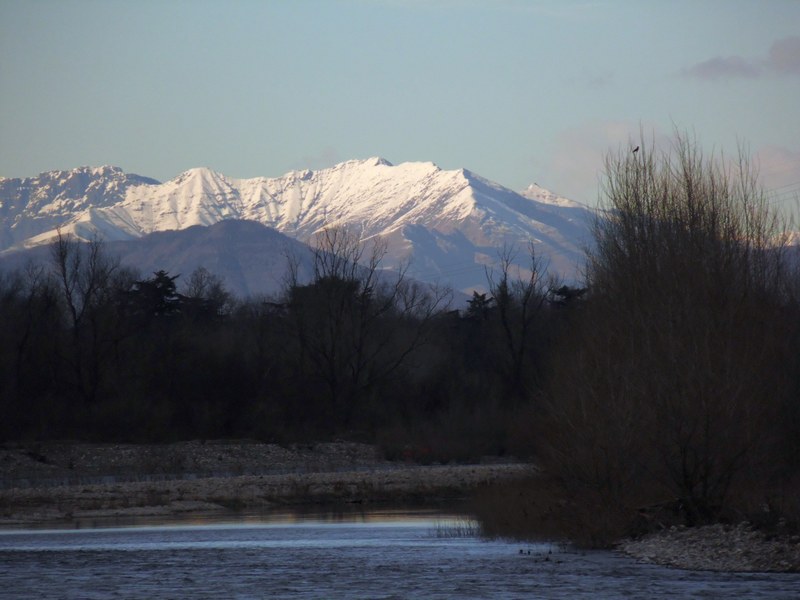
[0,265,63,438]
[284,227,449,434]
[486,245,550,403]
[465,291,493,320]
[129,270,182,319]
[541,131,793,528]
[50,232,126,406]
[182,266,231,322]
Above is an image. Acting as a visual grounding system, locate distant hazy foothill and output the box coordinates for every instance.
[0,159,594,297]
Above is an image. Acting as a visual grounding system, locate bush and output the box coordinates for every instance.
[537,132,796,529]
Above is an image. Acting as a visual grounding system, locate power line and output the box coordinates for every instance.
[766,180,800,193]
[767,186,800,204]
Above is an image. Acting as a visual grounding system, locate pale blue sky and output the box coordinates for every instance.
[1,0,799,206]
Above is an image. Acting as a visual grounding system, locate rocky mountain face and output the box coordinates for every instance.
[0,159,595,294]
[0,166,159,250]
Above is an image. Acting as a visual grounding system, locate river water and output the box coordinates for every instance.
[0,511,797,599]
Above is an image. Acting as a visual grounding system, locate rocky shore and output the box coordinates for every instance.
[0,440,396,488]
[0,440,534,525]
[619,522,800,573]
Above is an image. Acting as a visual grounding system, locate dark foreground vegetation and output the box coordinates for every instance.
[1,133,799,546]
[0,226,558,459]
[475,135,800,547]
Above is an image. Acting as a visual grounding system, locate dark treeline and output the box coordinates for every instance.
[2,132,799,543]
[0,227,565,463]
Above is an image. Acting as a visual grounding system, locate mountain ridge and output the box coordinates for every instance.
[0,159,595,292]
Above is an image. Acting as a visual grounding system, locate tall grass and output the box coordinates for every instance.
[431,517,482,538]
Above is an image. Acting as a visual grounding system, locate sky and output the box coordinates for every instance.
[1,0,799,209]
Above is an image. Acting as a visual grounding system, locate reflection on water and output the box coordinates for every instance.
[0,510,798,599]
[0,506,464,532]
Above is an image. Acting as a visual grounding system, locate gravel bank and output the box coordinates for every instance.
[619,523,800,573]
[0,441,534,526]
[0,440,392,488]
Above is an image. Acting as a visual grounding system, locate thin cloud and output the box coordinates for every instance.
[684,36,800,80]
[585,69,614,89]
[682,56,761,80]
[767,35,800,75]
[566,68,614,90]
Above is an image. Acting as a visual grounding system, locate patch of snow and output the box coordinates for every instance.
[0,159,595,291]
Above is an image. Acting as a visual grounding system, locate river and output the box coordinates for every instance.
[0,510,797,599]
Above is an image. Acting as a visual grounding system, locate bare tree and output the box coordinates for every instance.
[485,244,550,404]
[50,231,123,404]
[284,227,450,431]
[541,131,793,527]
[182,266,232,319]
[0,264,63,437]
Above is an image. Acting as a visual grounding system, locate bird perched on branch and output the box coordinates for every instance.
[632,145,640,153]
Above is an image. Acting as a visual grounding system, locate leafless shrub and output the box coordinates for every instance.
[539,131,796,529]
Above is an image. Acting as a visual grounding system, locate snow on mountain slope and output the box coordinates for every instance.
[0,159,595,292]
[521,182,585,207]
[0,166,159,249]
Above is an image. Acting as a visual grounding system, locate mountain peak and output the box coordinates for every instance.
[45,165,158,182]
[175,166,226,180]
[69,165,123,177]
[1,160,594,291]
[521,182,586,208]
[331,157,393,170]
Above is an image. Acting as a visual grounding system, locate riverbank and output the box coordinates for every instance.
[0,440,534,525]
[471,474,800,573]
[3,441,798,573]
[619,522,800,573]
[0,440,395,488]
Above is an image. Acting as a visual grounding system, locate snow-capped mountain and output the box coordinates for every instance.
[0,159,595,293]
[0,166,159,250]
